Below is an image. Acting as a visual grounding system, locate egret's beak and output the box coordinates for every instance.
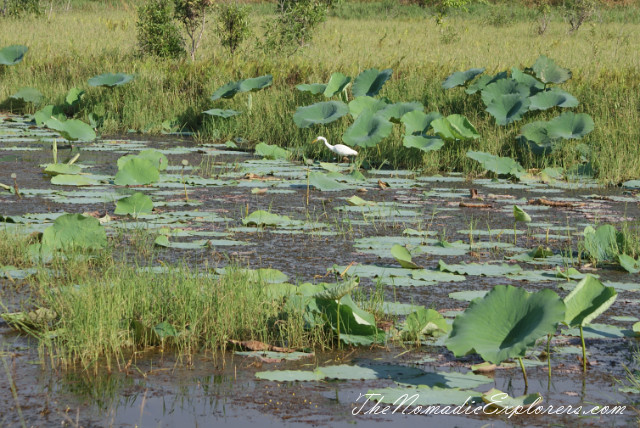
[312,138,319,143]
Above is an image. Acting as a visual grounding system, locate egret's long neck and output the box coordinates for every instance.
[320,137,332,150]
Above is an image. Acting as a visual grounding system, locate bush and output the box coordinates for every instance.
[173,0,211,60]
[0,0,41,17]
[563,0,598,32]
[217,2,251,54]
[136,0,185,58]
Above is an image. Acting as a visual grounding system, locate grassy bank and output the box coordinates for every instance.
[1,2,639,181]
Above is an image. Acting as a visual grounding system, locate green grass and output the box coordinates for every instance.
[1,2,639,181]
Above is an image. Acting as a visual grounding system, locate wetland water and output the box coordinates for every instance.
[0,113,639,427]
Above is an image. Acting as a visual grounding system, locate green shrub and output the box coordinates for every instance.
[173,0,211,60]
[563,0,598,32]
[0,0,41,17]
[217,2,251,54]
[136,0,185,58]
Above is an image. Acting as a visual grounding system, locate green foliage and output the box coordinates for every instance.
[264,0,337,52]
[41,214,107,252]
[562,0,598,33]
[216,2,251,54]
[136,0,185,58]
[0,44,27,65]
[173,0,211,60]
[0,0,40,18]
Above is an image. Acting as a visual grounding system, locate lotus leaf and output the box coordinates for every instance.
[41,213,107,251]
[312,277,358,300]
[378,102,423,123]
[445,285,566,364]
[0,45,28,65]
[401,308,450,340]
[513,205,531,222]
[438,260,522,276]
[293,101,349,128]
[114,157,159,186]
[44,164,82,176]
[351,68,393,97]
[618,254,640,273]
[511,67,545,95]
[243,210,292,226]
[323,72,351,97]
[202,108,241,118]
[88,72,134,87]
[296,83,327,95]
[546,112,594,140]
[465,71,507,94]
[431,115,480,141]
[50,175,100,186]
[531,55,572,84]
[211,81,240,100]
[583,224,623,262]
[368,386,483,406]
[309,171,349,191]
[238,74,273,92]
[117,150,168,171]
[391,244,421,269]
[481,78,530,106]
[402,135,444,152]
[485,94,530,125]
[518,120,556,154]
[254,142,291,160]
[399,370,492,389]
[44,117,96,142]
[466,151,525,177]
[482,388,543,411]
[342,109,393,148]
[34,105,65,126]
[348,96,389,119]
[310,295,385,345]
[442,67,485,89]
[114,192,154,216]
[10,87,43,104]
[528,88,579,111]
[564,275,617,328]
[401,111,443,135]
[65,88,85,107]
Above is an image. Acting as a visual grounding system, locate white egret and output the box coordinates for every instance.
[313,136,358,159]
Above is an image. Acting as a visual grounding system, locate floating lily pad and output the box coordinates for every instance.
[309,171,349,191]
[114,192,154,216]
[41,213,107,251]
[50,174,100,186]
[254,142,291,160]
[114,157,159,186]
[243,210,292,227]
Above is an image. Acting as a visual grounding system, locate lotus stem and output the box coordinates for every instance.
[306,167,310,206]
[546,334,552,382]
[52,140,57,164]
[11,173,21,200]
[67,153,80,165]
[247,93,252,114]
[336,298,341,350]
[518,356,528,389]
[0,182,11,191]
[513,222,517,245]
[580,325,587,372]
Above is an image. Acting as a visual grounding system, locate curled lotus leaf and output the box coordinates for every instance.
[442,67,485,89]
[293,101,349,128]
[352,68,393,97]
[323,72,351,97]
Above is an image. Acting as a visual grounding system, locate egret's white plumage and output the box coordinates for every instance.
[313,136,358,158]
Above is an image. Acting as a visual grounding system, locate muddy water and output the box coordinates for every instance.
[1,114,639,427]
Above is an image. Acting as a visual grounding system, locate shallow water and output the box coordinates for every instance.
[1,113,639,427]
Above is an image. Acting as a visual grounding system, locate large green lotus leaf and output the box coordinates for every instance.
[44,117,96,142]
[351,68,393,97]
[50,175,100,186]
[0,45,28,65]
[391,244,421,269]
[445,285,566,364]
[401,110,443,135]
[442,67,485,89]
[342,109,393,148]
[446,114,480,139]
[243,210,293,226]
[481,78,530,106]
[41,213,107,251]
[238,74,272,92]
[583,224,623,262]
[65,87,85,107]
[348,96,389,119]
[399,370,492,389]
[529,88,579,111]
[513,205,531,222]
[401,308,450,339]
[256,370,323,382]
[114,157,159,185]
[466,150,525,177]
[202,108,241,118]
[293,101,349,128]
[485,94,531,126]
[88,72,134,87]
[323,72,351,97]
[309,171,350,191]
[312,277,358,300]
[618,254,640,273]
[44,163,82,176]
[438,260,522,276]
[511,67,544,96]
[117,150,168,171]
[254,142,291,160]
[369,386,483,406]
[34,105,65,126]
[546,112,594,140]
[402,135,444,152]
[311,295,385,345]
[378,102,423,124]
[465,71,507,94]
[296,83,327,95]
[531,55,572,84]
[211,81,240,101]
[564,275,617,328]
[114,192,154,217]
[518,120,556,154]
[11,87,43,104]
